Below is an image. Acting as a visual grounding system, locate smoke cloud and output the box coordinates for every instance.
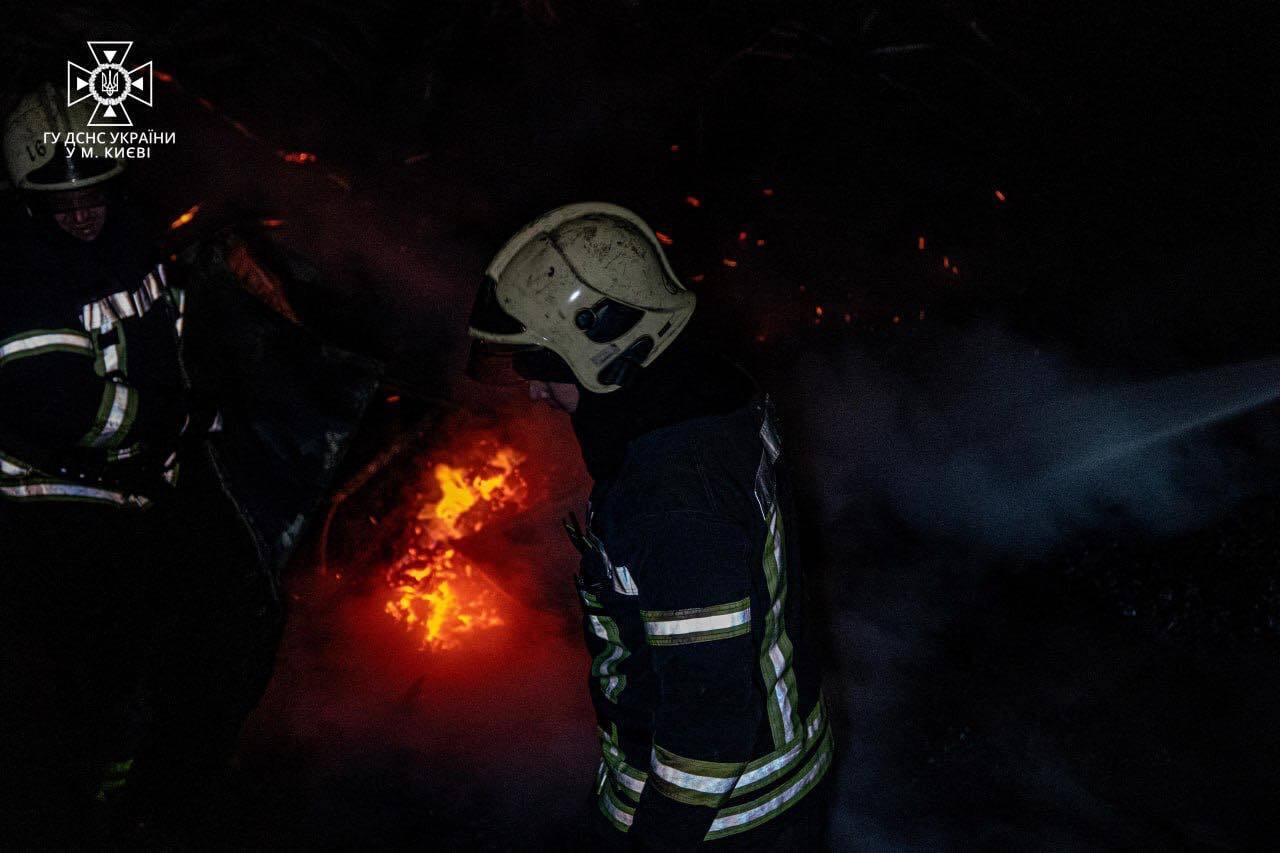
[784,326,1280,849]
[791,326,1279,558]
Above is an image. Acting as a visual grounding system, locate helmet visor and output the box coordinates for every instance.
[466,340,576,386]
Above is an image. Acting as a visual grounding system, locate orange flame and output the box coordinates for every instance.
[384,445,527,650]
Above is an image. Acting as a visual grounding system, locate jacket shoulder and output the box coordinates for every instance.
[600,404,761,530]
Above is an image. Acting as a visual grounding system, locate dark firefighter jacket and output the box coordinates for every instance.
[571,349,832,850]
[0,207,382,581]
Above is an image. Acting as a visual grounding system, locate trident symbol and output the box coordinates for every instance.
[100,69,121,98]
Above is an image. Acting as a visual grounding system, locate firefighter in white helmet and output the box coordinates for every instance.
[468,203,834,850]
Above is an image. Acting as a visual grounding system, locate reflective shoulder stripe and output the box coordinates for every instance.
[0,480,150,509]
[650,744,745,807]
[80,268,168,333]
[0,329,94,366]
[79,382,138,449]
[706,725,834,839]
[640,598,751,646]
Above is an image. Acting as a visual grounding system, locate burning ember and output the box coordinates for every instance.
[384,444,528,651]
[169,204,200,230]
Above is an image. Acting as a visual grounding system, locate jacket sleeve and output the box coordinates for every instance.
[626,514,762,851]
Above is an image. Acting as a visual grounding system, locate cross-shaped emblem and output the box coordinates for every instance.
[67,41,154,128]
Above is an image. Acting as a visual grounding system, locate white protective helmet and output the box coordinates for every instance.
[4,82,123,192]
[467,202,696,394]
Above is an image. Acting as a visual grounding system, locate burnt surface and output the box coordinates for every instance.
[5,1,1279,849]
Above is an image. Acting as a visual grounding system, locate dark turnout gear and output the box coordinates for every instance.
[0,203,381,842]
[569,342,833,850]
[0,202,186,505]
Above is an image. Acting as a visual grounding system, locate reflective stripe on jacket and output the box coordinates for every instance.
[0,263,184,509]
[577,397,831,846]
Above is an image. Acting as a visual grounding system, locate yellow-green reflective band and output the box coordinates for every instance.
[641,598,751,646]
[598,781,635,832]
[80,382,137,449]
[759,506,801,746]
[579,587,604,610]
[649,744,745,807]
[760,407,781,462]
[705,726,834,840]
[97,344,120,376]
[733,697,827,796]
[0,329,94,366]
[589,614,629,702]
[0,480,150,509]
[598,727,648,800]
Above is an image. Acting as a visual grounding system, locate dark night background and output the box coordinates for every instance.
[5,1,1280,849]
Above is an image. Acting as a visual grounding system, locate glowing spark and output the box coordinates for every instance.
[994,189,1007,202]
[655,231,674,246]
[762,188,775,197]
[281,151,318,164]
[169,204,200,230]
[685,195,702,208]
[917,236,926,251]
[722,258,738,268]
[154,70,174,83]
